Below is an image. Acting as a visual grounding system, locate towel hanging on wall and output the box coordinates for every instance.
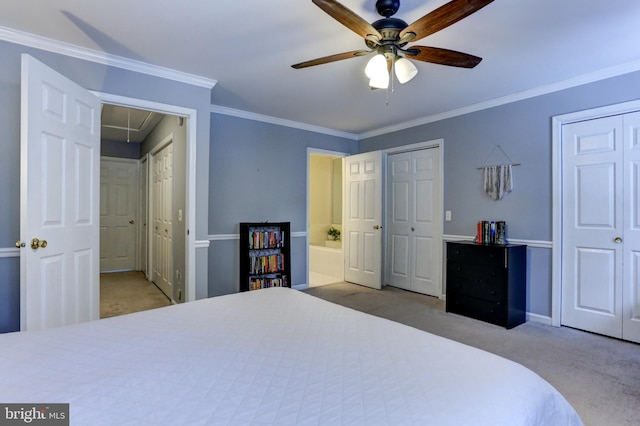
[478,145,519,200]
[483,164,513,200]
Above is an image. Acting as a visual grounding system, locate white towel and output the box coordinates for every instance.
[483,164,513,200]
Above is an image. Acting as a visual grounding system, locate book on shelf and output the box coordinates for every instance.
[476,220,507,245]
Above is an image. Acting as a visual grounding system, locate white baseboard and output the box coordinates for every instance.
[527,312,553,326]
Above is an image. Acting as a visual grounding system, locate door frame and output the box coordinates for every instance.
[306,148,349,287]
[94,91,198,302]
[383,139,444,296]
[551,99,640,326]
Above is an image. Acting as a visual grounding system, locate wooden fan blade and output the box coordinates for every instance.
[400,0,494,43]
[406,46,482,68]
[292,50,371,69]
[312,0,382,41]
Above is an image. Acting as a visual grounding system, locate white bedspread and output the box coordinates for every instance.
[0,287,582,425]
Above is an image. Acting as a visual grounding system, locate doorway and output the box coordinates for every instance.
[99,105,186,304]
[307,149,347,287]
[95,92,197,304]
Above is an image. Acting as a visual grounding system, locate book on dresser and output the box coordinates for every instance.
[446,241,527,329]
[239,222,291,291]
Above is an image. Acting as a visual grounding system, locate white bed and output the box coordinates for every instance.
[0,287,582,425]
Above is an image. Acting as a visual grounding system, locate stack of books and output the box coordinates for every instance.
[476,220,507,244]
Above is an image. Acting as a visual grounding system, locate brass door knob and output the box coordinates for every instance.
[15,240,25,248]
[614,237,622,243]
[30,238,48,250]
[129,219,135,224]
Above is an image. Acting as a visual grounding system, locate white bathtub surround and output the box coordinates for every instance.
[309,241,344,287]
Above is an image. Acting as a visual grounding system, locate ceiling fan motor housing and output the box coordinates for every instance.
[376,0,400,17]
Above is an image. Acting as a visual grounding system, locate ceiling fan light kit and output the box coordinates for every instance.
[292,0,494,91]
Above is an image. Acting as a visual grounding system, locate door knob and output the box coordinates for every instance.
[30,238,47,249]
[614,237,622,243]
[15,240,25,248]
[129,219,135,224]
[373,225,382,230]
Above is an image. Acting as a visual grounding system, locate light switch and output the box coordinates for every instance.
[178,209,183,222]
[445,210,452,221]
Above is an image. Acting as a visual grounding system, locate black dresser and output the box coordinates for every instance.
[446,241,527,329]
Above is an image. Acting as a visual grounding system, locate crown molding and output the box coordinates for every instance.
[359,59,640,140]
[0,25,217,89]
[210,105,358,140]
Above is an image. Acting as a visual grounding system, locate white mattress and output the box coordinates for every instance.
[0,287,582,425]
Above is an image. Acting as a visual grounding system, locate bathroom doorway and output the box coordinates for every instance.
[307,149,347,287]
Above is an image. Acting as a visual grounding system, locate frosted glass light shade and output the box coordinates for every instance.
[395,57,418,84]
[365,54,389,89]
[365,54,387,78]
[369,73,389,89]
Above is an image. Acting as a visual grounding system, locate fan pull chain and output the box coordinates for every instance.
[126,110,131,143]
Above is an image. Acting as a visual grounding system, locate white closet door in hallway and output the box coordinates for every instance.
[152,142,173,299]
[100,158,139,272]
[562,112,640,343]
[386,147,442,296]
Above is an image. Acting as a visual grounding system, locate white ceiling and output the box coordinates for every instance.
[101,104,164,144]
[2,0,640,136]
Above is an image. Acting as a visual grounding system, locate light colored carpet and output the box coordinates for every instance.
[304,282,640,426]
[100,271,172,319]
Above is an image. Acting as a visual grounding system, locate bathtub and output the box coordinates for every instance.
[309,241,344,284]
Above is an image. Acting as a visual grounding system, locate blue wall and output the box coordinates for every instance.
[207,114,357,296]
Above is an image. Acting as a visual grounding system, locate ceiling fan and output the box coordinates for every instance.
[292,0,494,89]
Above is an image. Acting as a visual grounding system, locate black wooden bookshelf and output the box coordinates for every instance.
[239,222,291,291]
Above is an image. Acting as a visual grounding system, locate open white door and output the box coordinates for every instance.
[344,151,383,289]
[20,54,101,331]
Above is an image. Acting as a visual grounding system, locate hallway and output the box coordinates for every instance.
[100,271,172,318]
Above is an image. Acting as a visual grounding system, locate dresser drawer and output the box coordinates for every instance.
[446,294,506,326]
[446,275,506,303]
[447,262,505,284]
[447,243,505,268]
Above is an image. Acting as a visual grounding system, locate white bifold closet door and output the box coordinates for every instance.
[386,147,442,297]
[562,112,640,343]
[152,142,173,299]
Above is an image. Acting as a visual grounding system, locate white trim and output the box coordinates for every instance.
[211,105,358,140]
[0,248,19,258]
[383,139,442,154]
[195,240,210,249]
[360,59,640,139]
[551,99,640,328]
[527,312,553,326]
[93,91,199,303]
[0,25,216,89]
[208,232,307,241]
[442,234,552,249]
